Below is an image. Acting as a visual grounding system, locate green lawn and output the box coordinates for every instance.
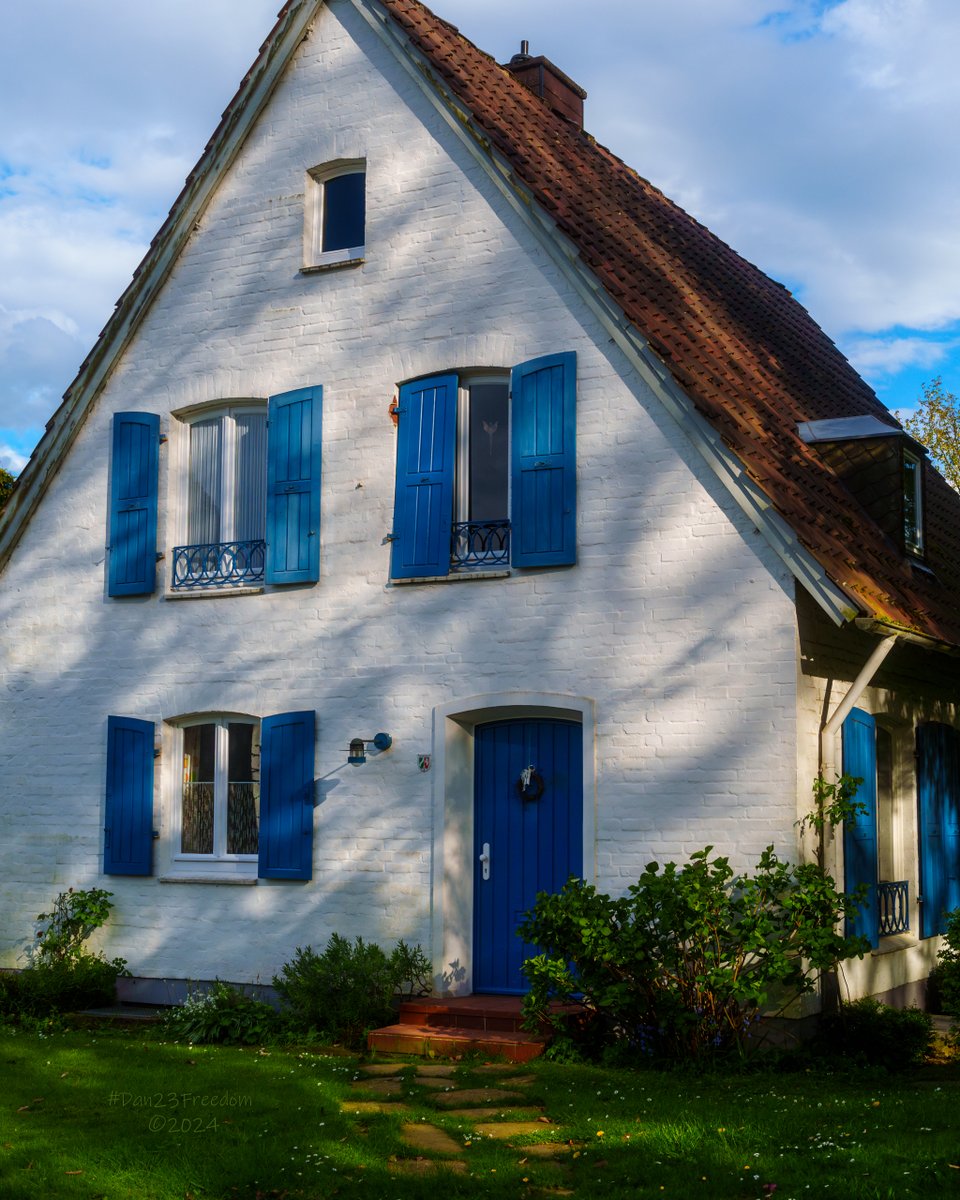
[1,1023,959,1199]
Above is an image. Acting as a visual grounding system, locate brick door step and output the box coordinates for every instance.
[366,1021,547,1062]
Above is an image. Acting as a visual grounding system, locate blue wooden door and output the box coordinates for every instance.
[473,718,583,993]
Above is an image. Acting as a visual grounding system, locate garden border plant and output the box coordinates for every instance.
[519,844,868,1064]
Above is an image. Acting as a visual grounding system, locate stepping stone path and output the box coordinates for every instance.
[341,1060,574,1180]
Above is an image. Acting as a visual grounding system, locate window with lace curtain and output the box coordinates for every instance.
[173,403,267,589]
[178,717,260,859]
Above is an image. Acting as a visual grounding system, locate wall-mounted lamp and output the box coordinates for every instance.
[347,732,393,766]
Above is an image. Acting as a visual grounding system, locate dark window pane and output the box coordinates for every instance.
[468,382,509,521]
[234,411,267,543]
[182,723,215,854]
[227,722,260,855]
[322,172,365,252]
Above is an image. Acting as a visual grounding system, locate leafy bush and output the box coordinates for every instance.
[934,907,960,1025]
[163,981,281,1045]
[814,999,933,1071]
[519,846,868,1064]
[273,934,430,1047]
[0,887,128,1022]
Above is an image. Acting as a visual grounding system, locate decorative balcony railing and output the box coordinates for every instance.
[451,520,510,568]
[172,539,265,590]
[878,880,909,936]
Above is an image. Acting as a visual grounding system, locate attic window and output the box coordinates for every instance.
[903,450,924,555]
[303,159,365,271]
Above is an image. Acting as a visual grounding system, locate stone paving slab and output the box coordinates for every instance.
[473,1120,560,1139]
[500,1074,538,1086]
[473,1063,516,1074]
[444,1106,545,1121]
[414,1077,450,1090]
[360,1063,411,1076]
[389,1157,467,1175]
[416,1064,457,1077]
[400,1123,464,1156]
[515,1142,572,1157]
[340,1100,411,1115]
[350,1077,405,1096]
[432,1087,525,1107]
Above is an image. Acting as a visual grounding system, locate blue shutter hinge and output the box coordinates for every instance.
[155,552,165,562]
[152,830,161,839]
[159,434,168,445]
[384,532,399,543]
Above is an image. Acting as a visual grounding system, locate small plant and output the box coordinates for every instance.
[163,981,280,1045]
[797,773,865,868]
[273,934,430,1047]
[519,845,868,1064]
[4,887,128,1020]
[814,998,934,1071]
[934,907,960,1027]
[33,887,117,966]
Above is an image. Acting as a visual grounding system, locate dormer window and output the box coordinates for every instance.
[304,159,365,270]
[798,415,927,559]
[903,450,924,555]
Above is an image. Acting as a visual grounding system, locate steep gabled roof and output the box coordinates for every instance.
[3,0,959,652]
[374,0,960,649]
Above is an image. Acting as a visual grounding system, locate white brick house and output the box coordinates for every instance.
[1,0,959,1008]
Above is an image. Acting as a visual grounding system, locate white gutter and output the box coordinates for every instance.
[819,633,900,779]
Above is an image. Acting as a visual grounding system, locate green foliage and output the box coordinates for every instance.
[33,887,117,966]
[798,773,866,839]
[934,907,960,1025]
[0,887,127,1022]
[273,934,431,1047]
[814,999,934,1071]
[902,377,960,492]
[519,846,868,1064]
[0,467,14,512]
[163,981,281,1045]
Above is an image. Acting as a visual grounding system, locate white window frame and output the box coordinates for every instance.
[454,371,511,529]
[304,158,366,269]
[174,401,267,548]
[903,449,924,555]
[167,714,261,873]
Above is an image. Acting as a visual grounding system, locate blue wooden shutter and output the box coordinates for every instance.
[918,722,960,939]
[390,374,457,579]
[266,387,322,585]
[108,412,159,596]
[104,716,155,875]
[258,711,315,880]
[841,707,879,947]
[510,352,576,567]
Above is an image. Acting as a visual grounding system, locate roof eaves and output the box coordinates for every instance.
[0,0,325,574]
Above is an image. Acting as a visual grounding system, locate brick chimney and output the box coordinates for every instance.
[504,41,587,128]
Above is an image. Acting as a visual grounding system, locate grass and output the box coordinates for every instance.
[1,1021,959,1199]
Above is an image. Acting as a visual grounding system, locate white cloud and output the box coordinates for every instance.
[0,444,29,474]
[843,335,957,379]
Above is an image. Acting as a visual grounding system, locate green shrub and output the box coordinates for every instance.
[273,934,430,1047]
[1,887,128,1022]
[815,998,933,1070]
[519,845,868,1064]
[163,981,281,1045]
[934,907,960,1025]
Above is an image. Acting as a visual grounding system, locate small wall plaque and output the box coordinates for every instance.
[418,755,431,772]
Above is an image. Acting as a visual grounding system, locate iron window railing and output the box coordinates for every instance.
[172,539,265,590]
[878,880,909,936]
[451,520,510,568]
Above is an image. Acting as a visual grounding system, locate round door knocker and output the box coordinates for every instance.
[516,764,545,802]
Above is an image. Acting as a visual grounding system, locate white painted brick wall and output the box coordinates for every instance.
[0,0,799,986]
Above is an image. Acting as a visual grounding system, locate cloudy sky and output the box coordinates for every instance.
[2,0,959,473]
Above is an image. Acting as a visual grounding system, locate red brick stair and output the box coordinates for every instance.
[367,995,548,1062]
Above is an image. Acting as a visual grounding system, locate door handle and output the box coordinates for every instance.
[479,842,490,881]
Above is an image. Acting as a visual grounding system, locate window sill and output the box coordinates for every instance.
[300,255,364,275]
[158,874,258,886]
[165,586,264,601]
[391,569,511,585]
[871,933,916,955]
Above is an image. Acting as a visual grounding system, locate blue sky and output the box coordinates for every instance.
[2,0,959,473]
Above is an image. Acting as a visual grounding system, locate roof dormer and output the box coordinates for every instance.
[798,416,928,560]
